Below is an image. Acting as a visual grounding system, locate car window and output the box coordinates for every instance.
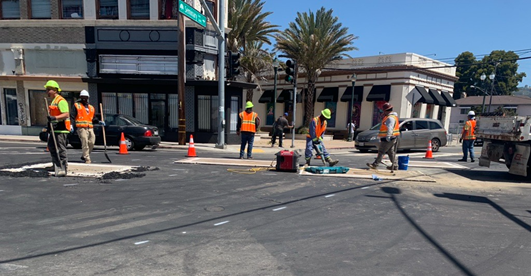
[104,115,116,125]
[416,120,429,130]
[115,117,128,126]
[400,121,414,131]
[369,123,381,130]
[429,121,442,130]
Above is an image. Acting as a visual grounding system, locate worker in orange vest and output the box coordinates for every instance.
[305,108,339,166]
[237,101,261,159]
[45,80,71,176]
[367,103,400,170]
[71,90,103,164]
[458,110,477,162]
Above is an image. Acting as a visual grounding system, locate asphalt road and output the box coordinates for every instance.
[0,141,530,276]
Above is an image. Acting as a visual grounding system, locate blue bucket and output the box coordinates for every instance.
[398,155,409,170]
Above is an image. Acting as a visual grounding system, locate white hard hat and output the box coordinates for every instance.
[80,90,89,97]
[468,110,475,116]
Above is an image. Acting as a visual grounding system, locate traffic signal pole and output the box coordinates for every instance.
[291,61,297,148]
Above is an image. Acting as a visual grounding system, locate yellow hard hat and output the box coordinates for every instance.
[44,80,61,92]
[245,101,254,109]
[321,108,331,119]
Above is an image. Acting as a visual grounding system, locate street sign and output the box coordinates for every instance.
[178,0,207,28]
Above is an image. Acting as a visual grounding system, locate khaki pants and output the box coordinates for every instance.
[77,128,95,161]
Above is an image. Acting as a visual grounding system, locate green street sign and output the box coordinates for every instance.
[179,0,207,28]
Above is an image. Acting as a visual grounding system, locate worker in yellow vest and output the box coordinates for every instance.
[305,108,339,166]
[237,101,261,159]
[367,103,400,170]
[71,90,102,164]
[45,80,71,176]
[458,110,477,162]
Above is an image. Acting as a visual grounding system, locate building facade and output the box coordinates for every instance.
[253,53,458,136]
[0,0,248,143]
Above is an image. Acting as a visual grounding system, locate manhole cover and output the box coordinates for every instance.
[205,206,225,212]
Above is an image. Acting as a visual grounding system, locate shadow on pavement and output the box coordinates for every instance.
[445,168,531,183]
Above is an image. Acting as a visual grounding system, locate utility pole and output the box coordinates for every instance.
[215,0,226,148]
[177,8,186,145]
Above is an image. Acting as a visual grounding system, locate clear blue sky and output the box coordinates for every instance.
[262,0,531,87]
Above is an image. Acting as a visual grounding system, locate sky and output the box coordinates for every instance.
[261,0,531,87]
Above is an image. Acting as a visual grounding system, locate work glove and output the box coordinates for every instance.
[459,138,463,143]
[100,121,106,126]
[385,136,391,142]
[47,115,56,122]
[312,138,321,145]
[70,125,74,133]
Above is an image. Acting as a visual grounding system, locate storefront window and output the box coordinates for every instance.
[117,93,133,117]
[5,89,18,125]
[134,93,148,123]
[103,92,150,124]
[29,90,75,126]
[230,96,238,134]
[168,94,179,128]
[102,93,117,114]
[197,95,218,132]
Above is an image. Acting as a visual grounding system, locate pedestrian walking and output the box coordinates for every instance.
[458,110,477,162]
[347,121,356,141]
[45,80,71,176]
[367,103,400,170]
[304,108,339,166]
[70,90,103,164]
[271,112,293,148]
[237,101,261,159]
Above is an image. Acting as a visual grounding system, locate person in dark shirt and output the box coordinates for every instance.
[271,112,293,148]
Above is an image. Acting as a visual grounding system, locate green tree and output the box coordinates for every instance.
[275,7,357,125]
[227,0,279,101]
[454,50,526,98]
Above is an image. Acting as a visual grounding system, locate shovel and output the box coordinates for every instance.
[99,103,112,163]
[44,97,66,176]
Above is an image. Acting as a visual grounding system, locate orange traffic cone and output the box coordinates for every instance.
[424,140,434,159]
[186,135,197,157]
[118,132,129,155]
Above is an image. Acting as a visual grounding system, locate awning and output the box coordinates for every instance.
[316,87,339,102]
[277,89,301,103]
[428,89,446,106]
[366,85,390,102]
[258,90,275,103]
[415,86,435,104]
[340,86,363,102]
[441,91,457,107]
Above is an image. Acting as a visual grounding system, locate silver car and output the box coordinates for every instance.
[355,118,448,152]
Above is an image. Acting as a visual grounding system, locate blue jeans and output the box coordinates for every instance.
[462,140,475,160]
[240,132,255,158]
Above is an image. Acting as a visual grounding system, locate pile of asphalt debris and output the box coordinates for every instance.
[0,163,159,179]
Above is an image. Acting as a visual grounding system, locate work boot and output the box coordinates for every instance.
[305,157,311,166]
[367,163,378,169]
[85,159,91,164]
[326,157,339,167]
[386,165,398,170]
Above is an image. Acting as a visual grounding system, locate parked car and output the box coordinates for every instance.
[355,118,448,153]
[39,114,161,151]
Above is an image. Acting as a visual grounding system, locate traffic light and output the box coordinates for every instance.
[227,51,241,78]
[285,59,295,83]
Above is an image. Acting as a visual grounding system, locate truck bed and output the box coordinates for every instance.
[476,116,531,142]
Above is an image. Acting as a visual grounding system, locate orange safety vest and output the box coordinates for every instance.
[74,102,95,128]
[462,119,476,140]
[306,116,327,139]
[49,95,71,131]
[239,111,257,133]
[378,114,400,137]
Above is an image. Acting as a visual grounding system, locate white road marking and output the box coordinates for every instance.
[115,179,126,182]
[272,207,286,211]
[168,174,178,176]
[134,240,149,245]
[214,221,229,226]
[182,232,187,234]
[361,187,369,189]
[324,194,335,198]
[131,159,141,161]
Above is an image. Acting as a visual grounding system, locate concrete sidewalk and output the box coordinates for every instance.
[0,134,355,155]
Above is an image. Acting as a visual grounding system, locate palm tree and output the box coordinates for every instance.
[240,41,274,101]
[275,7,357,126]
[227,0,279,52]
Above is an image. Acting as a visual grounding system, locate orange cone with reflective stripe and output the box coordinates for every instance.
[424,140,433,159]
[118,132,129,155]
[186,135,197,157]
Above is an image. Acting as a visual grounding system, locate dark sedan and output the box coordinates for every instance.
[40,114,161,151]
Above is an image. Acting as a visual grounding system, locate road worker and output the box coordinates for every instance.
[305,108,339,166]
